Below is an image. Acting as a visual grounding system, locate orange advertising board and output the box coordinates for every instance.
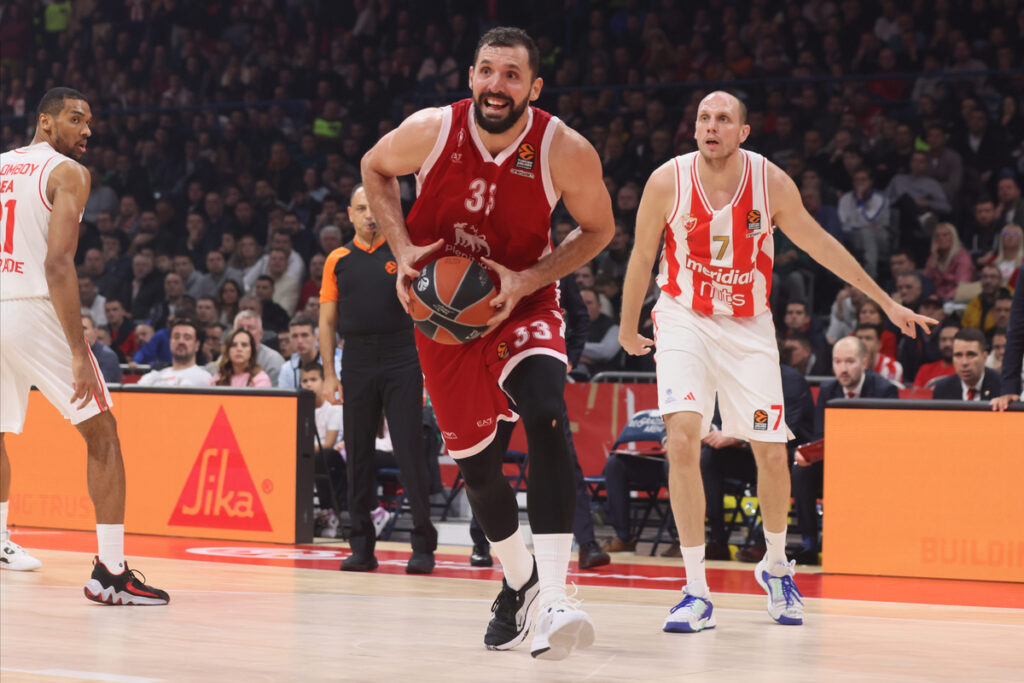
[823,405,1024,583]
[5,388,315,544]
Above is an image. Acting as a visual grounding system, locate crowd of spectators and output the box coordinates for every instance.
[1,0,1022,390]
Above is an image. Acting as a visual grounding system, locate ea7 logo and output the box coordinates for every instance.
[168,407,272,531]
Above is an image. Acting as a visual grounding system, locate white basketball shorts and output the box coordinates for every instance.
[0,298,112,434]
[652,294,792,443]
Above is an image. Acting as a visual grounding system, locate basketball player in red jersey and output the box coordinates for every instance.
[0,88,168,604]
[361,28,614,659]
[619,92,935,632]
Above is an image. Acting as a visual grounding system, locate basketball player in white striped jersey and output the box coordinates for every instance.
[0,88,168,604]
[619,91,935,632]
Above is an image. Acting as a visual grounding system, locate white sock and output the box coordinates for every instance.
[1,501,8,539]
[764,528,788,570]
[96,524,125,574]
[533,533,572,607]
[489,527,534,590]
[681,544,709,597]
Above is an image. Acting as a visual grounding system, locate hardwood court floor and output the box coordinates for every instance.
[1,529,1023,682]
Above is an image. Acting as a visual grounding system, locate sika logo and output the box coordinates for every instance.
[168,407,272,531]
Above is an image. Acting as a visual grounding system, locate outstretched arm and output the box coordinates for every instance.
[769,164,936,339]
[360,108,446,311]
[618,161,675,356]
[45,161,100,409]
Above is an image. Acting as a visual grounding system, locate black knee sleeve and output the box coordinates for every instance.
[456,440,519,542]
[504,356,575,534]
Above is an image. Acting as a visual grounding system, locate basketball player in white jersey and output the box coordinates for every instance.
[0,88,168,604]
[619,92,934,632]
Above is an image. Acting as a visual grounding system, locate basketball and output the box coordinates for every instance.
[408,256,497,344]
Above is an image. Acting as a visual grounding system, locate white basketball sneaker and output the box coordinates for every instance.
[530,592,595,661]
[0,531,42,571]
[663,587,716,633]
[755,558,804,625]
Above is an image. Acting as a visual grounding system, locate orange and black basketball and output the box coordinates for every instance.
[408,256,497,344]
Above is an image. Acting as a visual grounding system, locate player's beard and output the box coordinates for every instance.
[55,129,85,160]
[172,348,193,365]
[474,93,529,135]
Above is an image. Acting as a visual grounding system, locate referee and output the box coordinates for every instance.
[319,185,437,574]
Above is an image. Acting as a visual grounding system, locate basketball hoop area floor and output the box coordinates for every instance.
[2,528,1022,682]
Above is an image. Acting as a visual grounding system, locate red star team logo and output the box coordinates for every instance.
[682,214,698,232]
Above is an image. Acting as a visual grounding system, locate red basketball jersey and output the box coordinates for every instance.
[406,99,560,307]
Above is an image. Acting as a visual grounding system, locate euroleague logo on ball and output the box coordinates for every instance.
[416,275,429,292]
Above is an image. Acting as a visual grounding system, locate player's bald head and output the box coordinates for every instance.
[699,91,747,124]
[834,335,868,360]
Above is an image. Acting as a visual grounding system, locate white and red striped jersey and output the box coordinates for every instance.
[657,150,774,317]
[874,353,904,384]
[0,142,75,300]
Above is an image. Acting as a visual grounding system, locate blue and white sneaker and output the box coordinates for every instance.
[663,588,716,633]
[755,558,804,625]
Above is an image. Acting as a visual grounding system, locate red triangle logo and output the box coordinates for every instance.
[168,406,273,531]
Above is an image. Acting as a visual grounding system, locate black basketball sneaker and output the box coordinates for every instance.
[484,559,539,650]
[83,556,170,606]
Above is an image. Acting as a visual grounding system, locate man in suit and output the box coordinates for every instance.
[932,328,1001,401]
[792,336,898,564]
[992,265,1024,411]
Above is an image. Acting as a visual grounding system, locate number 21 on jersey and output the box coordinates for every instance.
[1,199,16,254]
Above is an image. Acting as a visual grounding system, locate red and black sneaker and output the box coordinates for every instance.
[83,556,170,606]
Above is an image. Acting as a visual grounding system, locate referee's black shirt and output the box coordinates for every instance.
[321,237,412,338]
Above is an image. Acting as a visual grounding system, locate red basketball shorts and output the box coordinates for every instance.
[416,294,567,458]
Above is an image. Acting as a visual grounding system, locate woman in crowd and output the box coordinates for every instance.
[218,278,242,326]
[923,222,975,300]
[980,224,1024,287]
[211,327,271,387]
